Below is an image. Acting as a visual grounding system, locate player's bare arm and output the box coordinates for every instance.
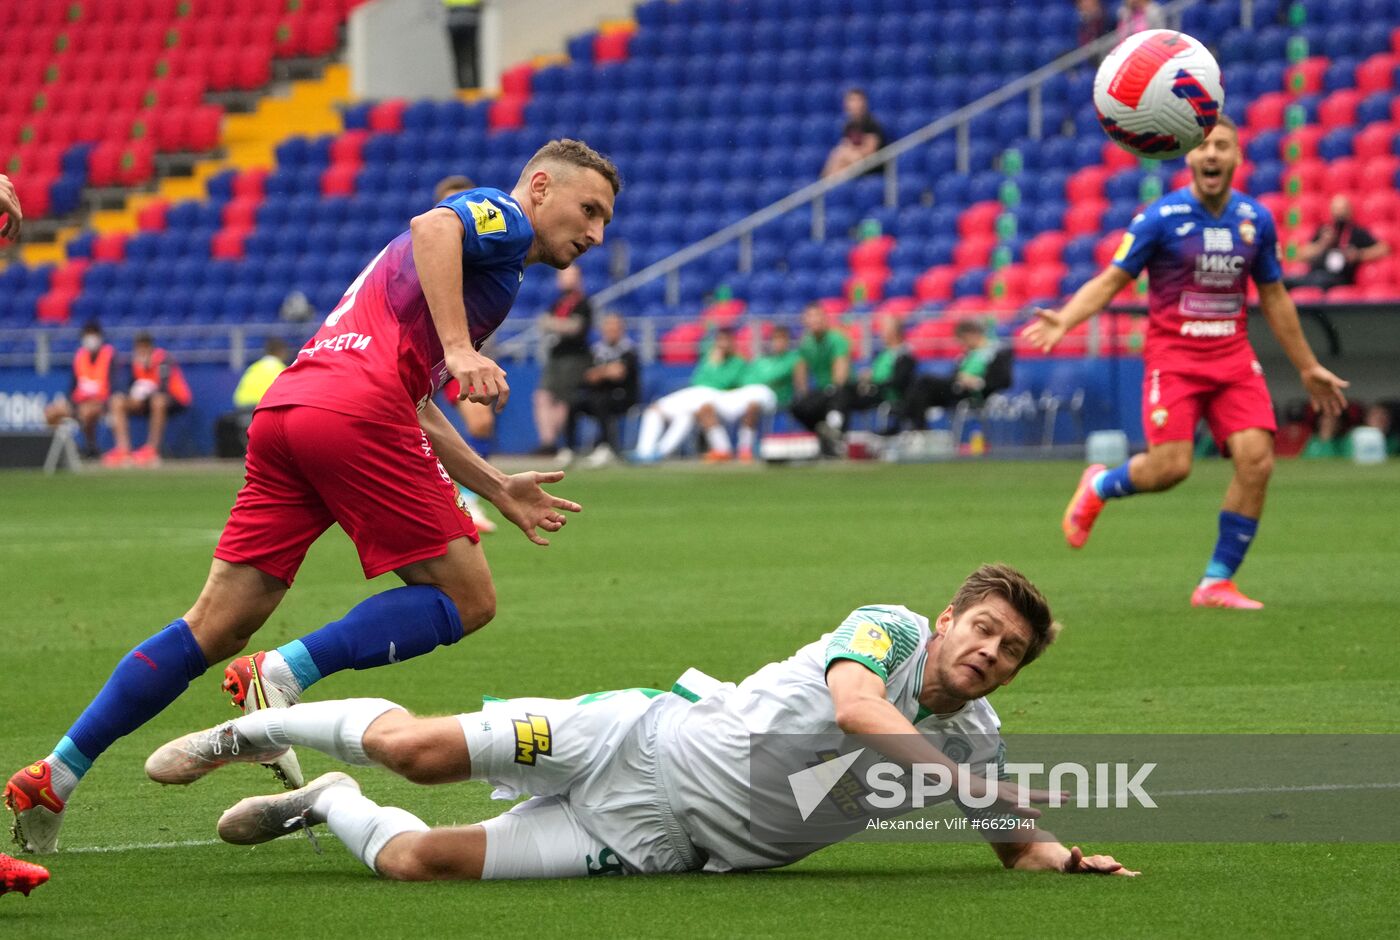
[1022,265,1132,353]
[0,173,22,240]
[410,207,510,411]
[419,400,580,546]
[989,837,1139,877]
[825,660,1047,819]
[1255,280,1349,416]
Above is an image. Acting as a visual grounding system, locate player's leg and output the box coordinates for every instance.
[655,389,709,458]
[697,400,733,460]
[75,398,103,455]
[141,390,169,457]
[103,392,132,461]
[634,389,685,460]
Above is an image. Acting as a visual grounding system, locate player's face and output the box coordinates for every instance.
[931,597,1033,700]
[1186,125,1239,201]
[802,305,827,334]
[531,167,615,269]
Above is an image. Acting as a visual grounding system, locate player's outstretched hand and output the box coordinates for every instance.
[1300,364,1349,417]
[1021,308,1067,354]
[1063,845,1140,877]
[495,470,582,546]
[0,173,23,240]
[446,344,510,412]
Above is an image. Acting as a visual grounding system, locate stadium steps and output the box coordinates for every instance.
[16,64,351,269]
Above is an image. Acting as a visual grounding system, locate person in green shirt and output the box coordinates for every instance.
[696,324,802,462]
[633,327,748,461]
[233,338,290,410]
[903,318,1012,428]
[791,302,853,455]
[839,318,918,434]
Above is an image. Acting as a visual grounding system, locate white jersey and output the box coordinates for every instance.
[657,604,1004,872]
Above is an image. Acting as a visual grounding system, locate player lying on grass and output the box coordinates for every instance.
[1023,114,1348,609]
[148,564,1137,880]
[7,140,619,854]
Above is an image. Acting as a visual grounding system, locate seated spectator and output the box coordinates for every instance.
[1364,401,1400,456]
[1284,196,1390,293]
[633,326,747,462]
[1078,0,1110,48]
[215,338,289,459]
[534,265,593,458]
[44,320,114,458]
[696,324,802,463]
[103,332,192,467]
[1301,405,1360,459]
[1117,0,1166,37]
[821,88,887,179]
[903,319,1012,427]
[839,318,918,434]
[566,313,640,467]
[790,302,853,455]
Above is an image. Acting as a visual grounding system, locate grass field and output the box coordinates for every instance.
[1,459,1398,938]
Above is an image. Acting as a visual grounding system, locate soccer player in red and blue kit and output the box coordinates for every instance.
[1024,116,1348,609]
[5,140,620,853]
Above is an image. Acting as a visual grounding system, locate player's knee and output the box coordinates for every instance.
[375,723,447,785]
[449,588,495,636]
[1239,449,1273,486]
[696,403,717,423]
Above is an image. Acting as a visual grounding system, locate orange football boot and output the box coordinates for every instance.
[1190,580,1264,610]
[1062,463,1107,549]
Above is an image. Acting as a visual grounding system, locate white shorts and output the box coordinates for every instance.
[651,385,721,420]
[712,384,778,423]
[458,690,702,879]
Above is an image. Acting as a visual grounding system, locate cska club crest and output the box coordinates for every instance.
[1239,220,1256,245]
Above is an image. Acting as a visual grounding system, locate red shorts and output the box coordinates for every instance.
[215,406,479,584]
[1141,357,1277,448]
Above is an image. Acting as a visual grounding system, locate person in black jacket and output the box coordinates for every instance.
[566,313,640,466]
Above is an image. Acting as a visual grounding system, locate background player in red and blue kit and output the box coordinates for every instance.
[6,140,620,853]
[1024,116,1348,610]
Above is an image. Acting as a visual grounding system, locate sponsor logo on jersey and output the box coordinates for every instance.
[1239,220,1256,245]
[1235,202,1257,219]
[1113,232,1136,262]
[1151,406,1169,428]
[790,749,869,821]
[1160,203,1191,216]
[1203,227,1234,252]
[467,199,506,236]
[1196,254,1244,274]
[1251,359,1264,375]
[849,624,893,660]
[513,713,553,765]
[299,331,373,358]
[1180,320,1238,337]
[1175,222,1195,236]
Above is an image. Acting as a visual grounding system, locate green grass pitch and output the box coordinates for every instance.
[1,459,1397,937]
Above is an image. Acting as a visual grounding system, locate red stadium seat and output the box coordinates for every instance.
[330,128,368,164]
[222,197,260,229]
[1285,57,1328,96]
[873,296,919,319]
[1363,190,1400,224]
[50,260,88,293]
[1392,25,1400,56]
[185,105,223,151]
[1022,231,1068,266]
[368,99,406,132]
[117,141,156,186]
[37,290,76,324]
[273,16,304,57]
[1290,285,1325,303]
[1318,89,1362,129]
[211,227,249,260]
[152,108,189,152]
[232,168,269,200]
[1026,263,1068,301]
[845,271,886,305]
[1320,158,1360,197]
[500,63,533,97]
[986,264,1028,306]
[701,298,746,324]
[1257,192,1289,221]
[818,297,849,315]
[952,234,996,269]
[594,30,632,64]
[1065,165,1110,202]
[914,265,957,303]
[137,199,169,231]
[235,47,273,90]
[488,95,526,131]
[957,201,1002,239]
[1282,159,1327,197]
[659,321,705,364]
[1280,126,1324,163]
[1094,229,1127,267]
[1246,92,1290,131]
[1352,123,1397,161]
[321,163,358,196]
[92,232,127,261]
[1324,285,1366,301]
[1355,257,1396,289]
[87,141,122,186]
[1355,53,1398,94]
[302,13,341,57]
[1284,193,1329,229]
[1064,200,1107,236]
[1100,141,1137,172]
[848,234,893,269]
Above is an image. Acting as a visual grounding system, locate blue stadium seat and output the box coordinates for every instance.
[953,268,987,298]
[1325,58,1359,93]
[1318,129,1356,161]
[1357,92,1392,126]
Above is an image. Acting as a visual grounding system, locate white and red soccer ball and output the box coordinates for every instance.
[1094,29,1225,160]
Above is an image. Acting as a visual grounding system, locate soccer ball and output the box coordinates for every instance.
[1093,29,1224,160]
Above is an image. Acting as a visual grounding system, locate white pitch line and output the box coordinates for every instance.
[64,837,223,854]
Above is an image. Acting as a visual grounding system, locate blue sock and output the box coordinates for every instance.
[468,434,493,460]
[1204,511,1259,581]
[276,586,464,692]
[1093,462,1137,500]
[57,619,208,777]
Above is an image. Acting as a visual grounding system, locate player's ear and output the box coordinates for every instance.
[935,604,955,633]
[529,168,552,203]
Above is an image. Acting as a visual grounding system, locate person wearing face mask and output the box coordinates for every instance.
[43,321,115,459]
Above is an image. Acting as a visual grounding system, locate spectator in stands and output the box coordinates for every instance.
[902,319,1012,427]
[1301,405,1359,459]
[696,324,802,463]
[1117,0,1166,37]
[790,302,853,455]
[1364,401,1400,456]
[533,265,593,459]
[234,338,290,410]
[433,174,497,532]
[1077,0,1110,49]
[633,326,747,462]
[566,312,640,467]
[1284,196,1391,293]
[840,318,918,433]
[0,173,22,240]
[44,321,114,458]
[103,332,192,467]
[821,88,887,179]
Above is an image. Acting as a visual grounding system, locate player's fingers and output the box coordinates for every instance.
[551,497,582,513]
[533,470,566,484]
[495,377,511,412]
[1066,846,1085,872]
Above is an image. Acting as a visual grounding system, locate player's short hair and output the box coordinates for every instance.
[771,324,791,339]
[951,563,1061,667]
[1215,113,1237,133]
[845,86,868,100]
[80,320,103,336]
[265,336,289,357]
[521,139,622,195]
[433,174,475,200]
[134,331,154,346]
[953,318,986,337]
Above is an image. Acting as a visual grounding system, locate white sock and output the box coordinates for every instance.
[1199,576,1225,588]
[236,698,403,766]
[657,414,696,457]
[737,426,756,452]
[257,650,304,698]
[44,755,80,802]
[317,788,428,874]
[704,425,731,455]
[635,409,664,457]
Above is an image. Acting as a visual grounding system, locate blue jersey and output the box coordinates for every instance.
[261,186,533,425]
[1112,186,1282,365]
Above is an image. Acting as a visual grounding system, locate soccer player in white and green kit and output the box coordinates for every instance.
[147,564,1136,879]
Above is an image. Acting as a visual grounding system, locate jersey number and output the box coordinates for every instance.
[325,245,390,327]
